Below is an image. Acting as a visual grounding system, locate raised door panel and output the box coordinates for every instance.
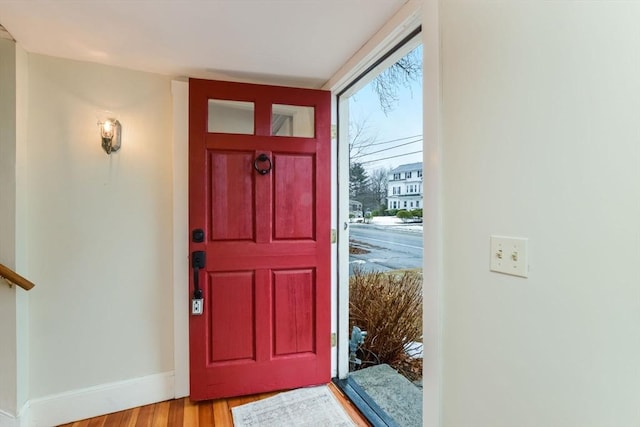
[208,271,255,363]
[209,151,254,241]
[273,154,315,240]
[272,269,316,356]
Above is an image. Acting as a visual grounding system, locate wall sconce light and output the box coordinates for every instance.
[98,118,121,154]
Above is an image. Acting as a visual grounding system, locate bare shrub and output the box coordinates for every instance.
[349,267,422,379]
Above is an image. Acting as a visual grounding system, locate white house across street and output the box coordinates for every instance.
[387,162,423,210]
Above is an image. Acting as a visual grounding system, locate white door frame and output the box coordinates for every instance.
[323,2,442,426]
[171,79,190,398]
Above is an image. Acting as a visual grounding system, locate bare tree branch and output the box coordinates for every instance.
[349,117,378,161]
[368,167,390,208]
[371,48,422,114]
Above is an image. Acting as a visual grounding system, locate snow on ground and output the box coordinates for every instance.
[369,216,423,233]
[370,216,404,225]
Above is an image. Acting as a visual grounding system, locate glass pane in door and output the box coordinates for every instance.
[271,104,314,137]
[208,99,255,134]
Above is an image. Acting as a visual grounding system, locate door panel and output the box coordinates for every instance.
[273,268,316,356]
[274,154,315,240]
[209,151,255,241]
[189,79,331,400]
[208,271,255,363]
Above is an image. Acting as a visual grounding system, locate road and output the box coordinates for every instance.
[349,224,423,274]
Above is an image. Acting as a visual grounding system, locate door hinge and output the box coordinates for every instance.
[331,229,337,244]
[331,333,337,347]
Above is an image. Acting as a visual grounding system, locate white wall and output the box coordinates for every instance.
[434,2,640,426]
[0,38,19,421]
[25,54,174,403]
[0,39,29,424]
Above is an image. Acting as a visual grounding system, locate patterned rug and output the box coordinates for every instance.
[232,385,356,427]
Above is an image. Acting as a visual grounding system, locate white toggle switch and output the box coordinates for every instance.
[490,235,528,278]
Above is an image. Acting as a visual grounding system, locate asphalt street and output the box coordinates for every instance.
[349,223,423,274]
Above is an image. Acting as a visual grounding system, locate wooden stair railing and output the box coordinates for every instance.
[0,263,35,291]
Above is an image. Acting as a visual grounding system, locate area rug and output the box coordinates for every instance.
[231,385,357,427]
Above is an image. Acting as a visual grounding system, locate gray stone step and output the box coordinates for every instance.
[348,364,423,427]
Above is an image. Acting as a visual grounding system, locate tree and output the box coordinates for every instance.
[371,47,422,114]
[349,166,389,213]
[368,167,389,208]
[349,162,369,199]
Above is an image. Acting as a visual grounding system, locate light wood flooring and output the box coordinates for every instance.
[58,382,370,426]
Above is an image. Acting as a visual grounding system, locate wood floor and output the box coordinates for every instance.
[58,383,370,426]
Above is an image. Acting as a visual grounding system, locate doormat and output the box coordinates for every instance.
[231,385,357,427]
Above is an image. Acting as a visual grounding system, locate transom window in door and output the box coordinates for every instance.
[208,99,255,134]
[271,104,314,137]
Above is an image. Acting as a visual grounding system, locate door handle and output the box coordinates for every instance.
[192,251,206,296]
[192,251,206,314]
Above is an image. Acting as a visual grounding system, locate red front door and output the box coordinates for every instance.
[188,79,331,400]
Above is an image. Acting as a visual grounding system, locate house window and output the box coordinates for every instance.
[406,172,412,178]
[416,201,420,208]
[417,170,423,178]
[404,201,407,208]
[410,202,414,207]
[393,173,401,180]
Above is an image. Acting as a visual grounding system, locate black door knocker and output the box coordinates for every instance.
[254,153,272,175]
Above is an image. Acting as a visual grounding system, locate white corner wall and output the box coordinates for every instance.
[0,39,29,427]
[24,54,175,424]
[0,38,19,423]
[436,2,640,426]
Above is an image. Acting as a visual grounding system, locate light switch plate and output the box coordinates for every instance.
[490,235,528,278]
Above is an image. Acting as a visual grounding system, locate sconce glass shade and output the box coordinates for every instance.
[100,118,121,154]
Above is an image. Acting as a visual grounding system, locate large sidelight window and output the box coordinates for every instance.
[337,27,424,426]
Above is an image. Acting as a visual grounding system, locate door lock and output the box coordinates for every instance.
[192,228,205,243]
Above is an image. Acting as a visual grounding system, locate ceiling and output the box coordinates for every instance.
[0,0,408,88]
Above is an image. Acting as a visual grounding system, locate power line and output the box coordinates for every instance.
[360,150,423,165]
[357,138,422,158]
[351,134,422,148]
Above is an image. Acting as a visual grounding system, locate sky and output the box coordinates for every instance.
[347,45,423,173]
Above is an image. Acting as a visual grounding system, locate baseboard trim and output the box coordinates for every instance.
[0,409,18,427]
[28,371,174,427]
[0,401,31,427]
